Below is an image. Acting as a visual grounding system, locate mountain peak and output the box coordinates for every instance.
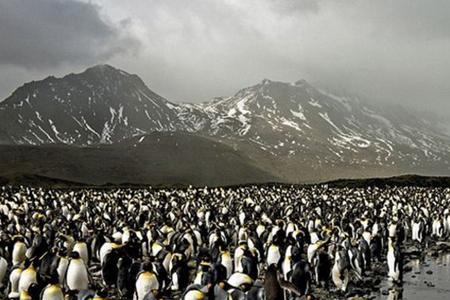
[261,78,272,85]
[84,64,129,76]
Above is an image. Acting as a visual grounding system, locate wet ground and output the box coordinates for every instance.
[373,253,450,300]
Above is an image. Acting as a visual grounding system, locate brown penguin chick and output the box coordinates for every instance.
[264,265,283,300]
[264,264,304,300]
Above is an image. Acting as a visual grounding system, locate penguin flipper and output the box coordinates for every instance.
[279,279,303,297]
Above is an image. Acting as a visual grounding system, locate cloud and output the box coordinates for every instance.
[0,0,140,69]
[103,0,449,112]
[1,0,449,114]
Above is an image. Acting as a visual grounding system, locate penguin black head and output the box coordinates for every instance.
[70,251,81,260]
[141,261,153,272]
[28,282,41,299]
[49,272,60,285]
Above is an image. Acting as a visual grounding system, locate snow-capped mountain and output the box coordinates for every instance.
[188,79,450,171]
[1,65,449,182]
[0,65,184,145]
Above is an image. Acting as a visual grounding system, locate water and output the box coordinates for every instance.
[374,254,450,300]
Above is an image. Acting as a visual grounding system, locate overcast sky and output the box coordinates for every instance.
[0,0,449,113]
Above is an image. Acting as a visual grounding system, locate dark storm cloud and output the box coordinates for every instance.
[0,0,139,69]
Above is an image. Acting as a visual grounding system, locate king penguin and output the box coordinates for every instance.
[41,274,64,300]
[387,237,402,284]
[65,251,89,292]
[18,260,38,295]
[134,261,159,300]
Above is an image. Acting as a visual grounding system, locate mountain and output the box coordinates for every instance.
[1,65,449,184]
[188,79,450,180]
[0,65,184,145]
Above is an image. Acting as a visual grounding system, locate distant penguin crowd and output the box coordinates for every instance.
[0,184,449,299]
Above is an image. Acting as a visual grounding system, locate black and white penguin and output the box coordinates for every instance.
[8,266,23,299]
[290,260,311,296]
[314,249,332,287]
[239,249,258,281]
[65,251,89,292]
[219,249,233,279]
[370,234,383,262]
[387,237,403,284]
[12,237,27,267]
[55,249,69,285]
[18,260,38,295]
[170,253,190,291]
[193,261,212,286]
[0,255,7,289]
[331,247,349,292]
[182,285,207,300]
[134,262,159,300]
[411,215,425,245]
[227,272,254,293]
[101,246,121,287]
[348,241,364,280]
[72,241,89,266]
[40,274,64,300]
[266,244,281,268]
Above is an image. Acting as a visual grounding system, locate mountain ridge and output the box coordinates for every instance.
[1,64,449,183]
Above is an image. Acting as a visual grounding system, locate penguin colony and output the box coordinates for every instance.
[0,184,449,299]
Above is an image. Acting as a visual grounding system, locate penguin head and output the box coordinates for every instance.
[70,251,81,260]
[48,272,60,285]
[141,260,154,272]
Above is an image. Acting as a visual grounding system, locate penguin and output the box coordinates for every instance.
[101,246,120,287]
[227,272,254,292]
[8,266,23,299]
[282,245,293,280]
[348,241,364,280]
[370,234,382,262]
[40,274,64,300]
[411,217,424,245]
[116,255,133,297]
[387,237,402,283]
[18,260,38,295]
[55,249,69,285]
[182,286,207,300]
[65,251,89,292]
[290,260,311,296]
[240,250,258,281]
[331,248,349,292]
[72,241,89,265]
[264,264,302,300]
[359,238,371,271]
[432,216,444,239]
[314,250,331,287]
[193,262,212,286]
[266,244,281,267]
[134,262,159,300]
[12,237,27,267]
[19,290,32,300]
[170,253,190,291]
[219,250,233,279]
[0,255,8,288]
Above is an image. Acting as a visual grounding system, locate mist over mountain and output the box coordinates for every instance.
[1,65,449,185]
